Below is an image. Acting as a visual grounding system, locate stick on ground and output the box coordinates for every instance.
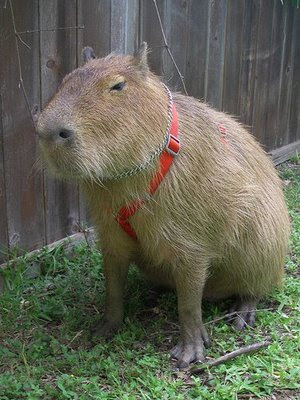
[190,337,272,375]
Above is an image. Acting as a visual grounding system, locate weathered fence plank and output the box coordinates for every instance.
[111,0,127,53]
[0,0,45,255]
[222,0,245,115]
[238,0,260,130]
[265,0,286,151]
[205,0,227,109]
[185,0,209,99]
[140,0,166,76]
[78,0,111,58]
[269,139,300,166]
[124,0,140,55]
[0,95,8,256]
[39,0,80,244]
[111,0,140,54]
[289,8,300,145]
[0,11,10,259]
[0,2,8,256]
[276,1,295,148]
[162,0,189,91]
[252,0,277,148]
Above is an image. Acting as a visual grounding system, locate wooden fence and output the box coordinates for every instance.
[0,0,299,260]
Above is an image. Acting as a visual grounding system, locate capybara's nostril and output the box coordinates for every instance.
[36,127,73,142]
[59,130,73,140]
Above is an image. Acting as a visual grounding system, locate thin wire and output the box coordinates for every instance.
[8,2,84,131]
[9,0,36,129]
[17,26,84,35]
[152,0,188,95]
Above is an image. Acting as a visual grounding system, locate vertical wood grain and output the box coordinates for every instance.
[205,0,227,109]
[252,0,276,147]
[110,0,139,54]
[0,94,8,260]
[39,0,80,244]
[222,0,245,115]
[0,2,8,258]
[111,0,127,53]
[77,0,111,59]
[162,0,189,92]
[124,0,140,55]
[238,0,260,129]
[0,0,45,255]
[264,0,286,151]
[140,0,166,76]
[288,6,300,145]
[276,1,295,148]
[185,0,209,99]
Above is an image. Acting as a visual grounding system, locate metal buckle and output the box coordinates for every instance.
[166,134,180,156]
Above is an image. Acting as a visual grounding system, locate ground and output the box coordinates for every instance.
[0,159,299,400]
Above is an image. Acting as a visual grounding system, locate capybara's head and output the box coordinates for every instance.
[37,43,168,181]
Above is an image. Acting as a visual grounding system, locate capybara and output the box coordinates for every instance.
[37,43,290,368]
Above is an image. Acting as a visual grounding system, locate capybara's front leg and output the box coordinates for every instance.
[172,265,210,368]
[92,252,129,339]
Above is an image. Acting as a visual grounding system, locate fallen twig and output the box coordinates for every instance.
[67,330,83,348]
[190,337,272,375]
[204,308,274,326]
[0,228,95,272]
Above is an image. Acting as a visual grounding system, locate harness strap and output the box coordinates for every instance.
[115,104,180,240]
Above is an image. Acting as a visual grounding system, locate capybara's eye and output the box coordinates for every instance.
[110,81,126,91]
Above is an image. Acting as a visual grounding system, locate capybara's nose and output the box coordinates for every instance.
[57,130,73,140]
[37,128,74,143]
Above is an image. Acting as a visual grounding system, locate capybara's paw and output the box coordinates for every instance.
[233,310,256,331]
[171,340,206,369]
[171,321,211,368]
[230,299,257,331]
[91,319,122,339]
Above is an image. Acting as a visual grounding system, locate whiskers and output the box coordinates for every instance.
[36,143,116,192]
[28,156,45,180]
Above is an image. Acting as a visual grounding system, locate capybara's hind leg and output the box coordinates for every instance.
[230,298,258,331]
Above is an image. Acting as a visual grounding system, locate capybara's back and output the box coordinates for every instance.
[173,95,290,300]
[37,43,290,368]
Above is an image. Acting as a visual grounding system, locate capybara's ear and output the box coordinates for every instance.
[133,42,149,75]
[82,46,96,63]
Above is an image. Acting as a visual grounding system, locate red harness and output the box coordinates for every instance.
[115,104,180,240]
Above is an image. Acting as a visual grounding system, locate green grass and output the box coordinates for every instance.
[0,161,299,400]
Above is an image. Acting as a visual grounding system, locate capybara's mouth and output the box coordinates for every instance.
[39,142,80,178]
[39,142,106,182]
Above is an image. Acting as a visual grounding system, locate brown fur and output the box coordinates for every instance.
[37,43,290,368]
